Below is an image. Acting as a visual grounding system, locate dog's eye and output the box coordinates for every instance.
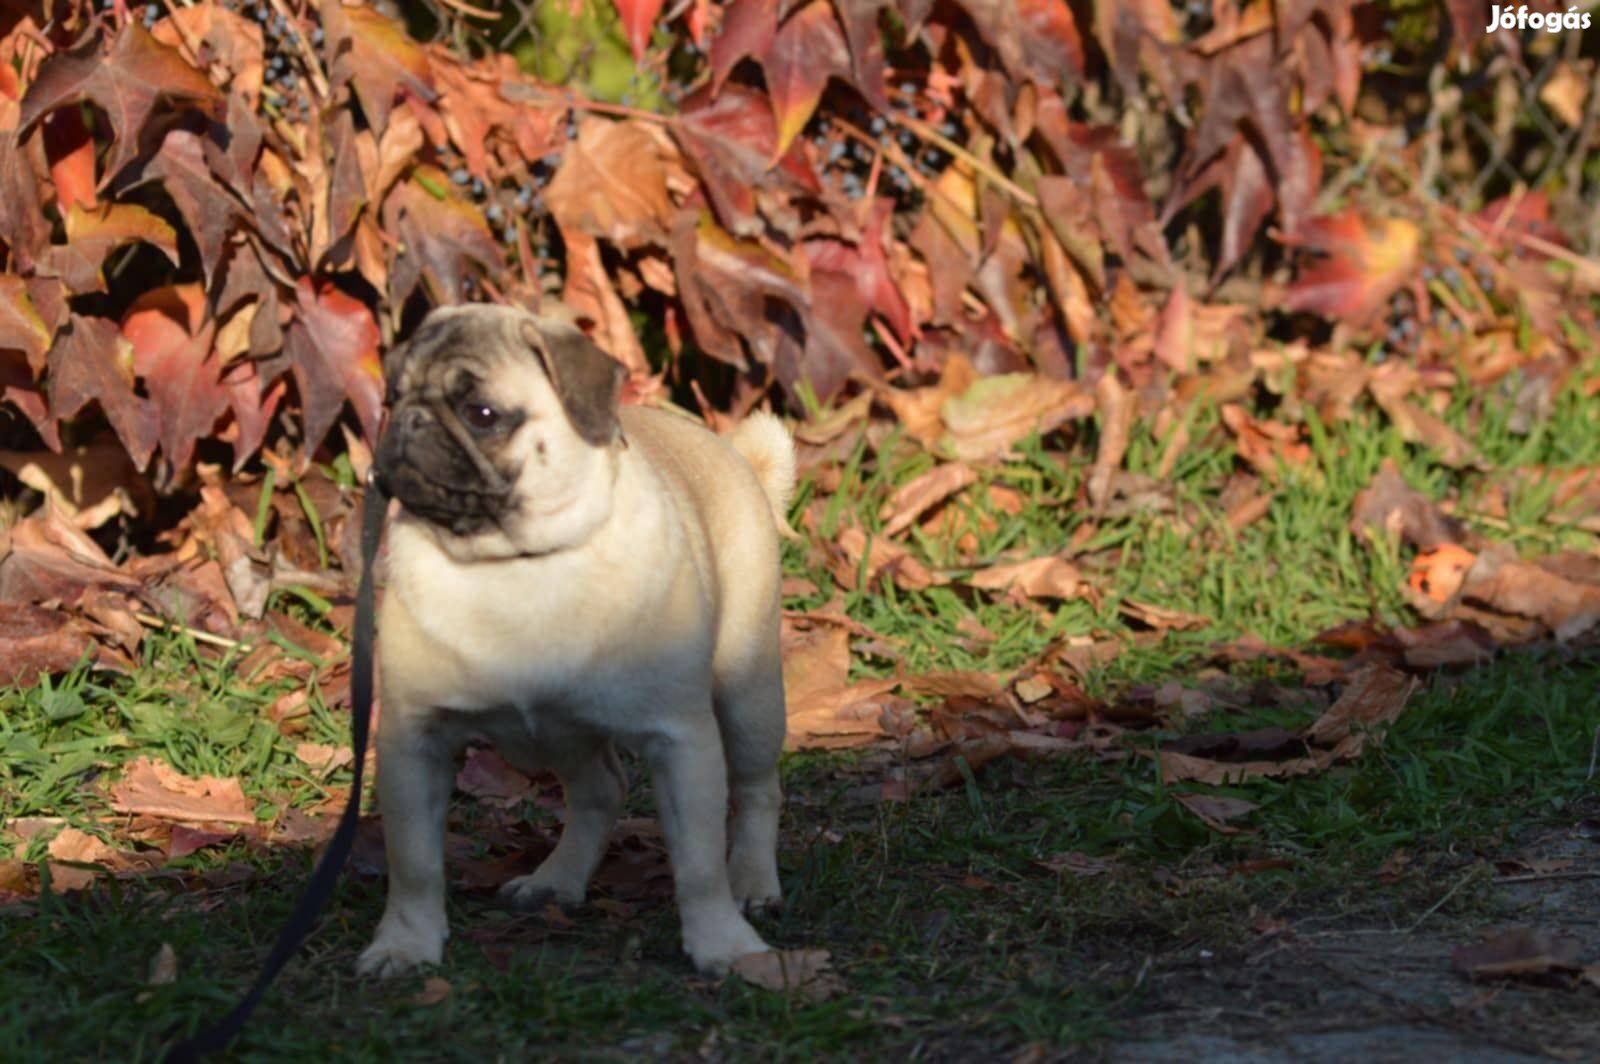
[462,403,500,431]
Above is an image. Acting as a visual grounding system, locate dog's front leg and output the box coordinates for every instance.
[356,709,454,978]
[645,716,771,975]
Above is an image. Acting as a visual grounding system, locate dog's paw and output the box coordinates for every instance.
[498,873,584,911]
[683,914,770,977]
[729,862,783,916]
[356,924,445,979]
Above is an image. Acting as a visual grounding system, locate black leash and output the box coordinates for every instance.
[164,474,389,1062]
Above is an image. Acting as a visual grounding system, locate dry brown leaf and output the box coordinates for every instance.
[147,943,178,986]
[1174,793,1258,834]
[1538,61,1591,128]
[409,976,453,1006]
[730,949,844,1001]
[940,373,1096,461]
[879,463,977,537]
[1119,599,1211,631]
[108,757,255,825]
[46,826,119,866]
[294,741,354,778]
[1462,548,1600,642]
[1304,663,1416,755]
[454,747,534,806]
[1220,404,1312,479]
[1451,927,1585,981]
[1349,459,1465,550]
[1368,365,1484,469]
[1087,372,1132,511]
[833,526,943,591]
[968,556,1087,602]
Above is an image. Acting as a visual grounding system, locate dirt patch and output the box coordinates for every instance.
[1111,828,1600,1062]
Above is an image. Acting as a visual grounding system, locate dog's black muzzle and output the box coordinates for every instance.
[375,402,514,535]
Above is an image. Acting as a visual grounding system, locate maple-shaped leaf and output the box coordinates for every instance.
[802,198,913,343]
[545,118,675,249]
[1281,211,1420,324]
[672,211,806,367]
[19,25,224,185]
[791,268,882,402]
[43,203,179,295]
[0,274,55,374]
[283,279,383,454]
[833,0,890,109]
[381,167,500,306]
[763,1,851,156]
[121,285,228,472]
[47,315,160,469]
[134,127,243,285]
[322,0,435,136]
[614,0,666,63]
[674,84,818,233]
[710,0,778,94]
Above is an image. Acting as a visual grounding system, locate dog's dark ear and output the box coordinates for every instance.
[521,319,625,446]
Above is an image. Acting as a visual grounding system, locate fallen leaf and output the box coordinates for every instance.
[108,757,255,825]
[1462,548,1600,642]
[1175,793,1258,834]
[294,742,355,778]
[1408,544,1477,605]
[1451,927,1585,981]
[1038,851,1114,876]
[409,976,453,1006]
[730,949,844,1001]
[1350,460,1466,550]
[879,464,977,537]
[1088,372,1132,511]
[454,747,534,806]
[148,943,178,986]
[969,556,1087,602]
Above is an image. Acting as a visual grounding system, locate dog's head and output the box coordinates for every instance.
[375,304,626,561]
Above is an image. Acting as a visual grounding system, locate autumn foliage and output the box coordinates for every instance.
[0,0,1590,493]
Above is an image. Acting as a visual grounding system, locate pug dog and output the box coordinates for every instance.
[356,304,794,978]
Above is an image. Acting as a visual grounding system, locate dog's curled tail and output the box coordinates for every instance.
[728,411,798,538]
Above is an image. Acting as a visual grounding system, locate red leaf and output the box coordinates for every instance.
[121,285,229,471]
[284,279,383,455]
[802,198,913,344]
[675,84,818,231]
[710,0,777,94]
[19,24,224,184]
[0,132,51,270]
[614,0,666,63]
[1017,0,1085,81]
[141,127,242,285]
[47,315,160,469]
[1281,210,1420,324]
[833,0,890,109]
[42,106,97,213]
[763,1,850,156]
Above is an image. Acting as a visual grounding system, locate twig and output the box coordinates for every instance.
[1493,870,1600,885]
[1405,867,1478,932]
[133,612,243,651]
[885,110,1038,209]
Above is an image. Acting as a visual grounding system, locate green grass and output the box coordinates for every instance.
[3,379,1599,1059]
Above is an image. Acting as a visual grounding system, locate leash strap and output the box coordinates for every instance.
[164,475,388,1062]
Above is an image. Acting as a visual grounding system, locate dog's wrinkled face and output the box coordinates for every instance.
[376,305,626,562]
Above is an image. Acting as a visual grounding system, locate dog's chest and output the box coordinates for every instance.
[383,508,713,727]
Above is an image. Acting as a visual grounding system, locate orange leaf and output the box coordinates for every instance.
[109,756,256,825]
[1281,210,1419,324]
[1408,544,1476,604]
[614,0,666,63]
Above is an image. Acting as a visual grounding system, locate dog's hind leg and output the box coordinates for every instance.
[499,739,625,908]
[715,657,785,914]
